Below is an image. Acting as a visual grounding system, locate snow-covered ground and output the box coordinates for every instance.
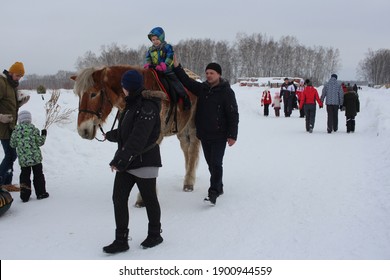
[1,84,390,278]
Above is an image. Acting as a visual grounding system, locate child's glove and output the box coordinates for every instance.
[41,129,47,136]
[0,114,13,123]
[155,62,167,72]
[144,63,151,69]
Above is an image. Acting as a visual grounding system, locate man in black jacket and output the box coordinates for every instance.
[173,60,239,206]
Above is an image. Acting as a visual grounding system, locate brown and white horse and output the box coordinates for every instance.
[71,65,200,206]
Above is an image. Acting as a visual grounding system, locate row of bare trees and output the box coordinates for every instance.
[75,33,341,85]
[358,49,390,85]
[21,33,342,89]
[20,70,75,90]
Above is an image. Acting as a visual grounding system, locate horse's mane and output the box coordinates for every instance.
[73,66,103,97]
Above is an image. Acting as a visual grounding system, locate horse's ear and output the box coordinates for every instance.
[92,68,105,83]
[70,75,77,81]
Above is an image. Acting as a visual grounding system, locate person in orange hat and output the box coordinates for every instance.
[0,62,30,188]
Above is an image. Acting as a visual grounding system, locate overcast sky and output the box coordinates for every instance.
[2,0,389,80]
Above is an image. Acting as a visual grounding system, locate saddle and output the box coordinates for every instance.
[150,69,191,132]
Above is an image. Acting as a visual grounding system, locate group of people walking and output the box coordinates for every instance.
[260,74,360,134]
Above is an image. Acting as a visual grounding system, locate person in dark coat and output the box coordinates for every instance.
[103,70,164,254]
[343,86,360,133]
[280,78,295,117]
[173,60,239,206]
[352,84,358,93]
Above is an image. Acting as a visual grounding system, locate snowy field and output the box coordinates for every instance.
[1,83,390,278]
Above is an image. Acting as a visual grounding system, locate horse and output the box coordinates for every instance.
[71,65,200,207]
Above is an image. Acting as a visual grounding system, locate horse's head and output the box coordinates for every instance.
[71,67,119,140]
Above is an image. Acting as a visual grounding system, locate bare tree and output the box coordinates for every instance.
[44,90,76,129]
[358,49,390,85]
[21,33,346,88]
[214,40,234,82]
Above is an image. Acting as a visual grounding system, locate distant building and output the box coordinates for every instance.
[237,77,302,88]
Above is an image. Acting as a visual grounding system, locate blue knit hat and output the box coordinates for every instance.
[331,74,338,79]
[121,70,143,92]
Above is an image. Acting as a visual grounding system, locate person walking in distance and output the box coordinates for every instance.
[299,79,323,133]
[280,78,295,117]
[261,88,272,116]
[321,74,344,133]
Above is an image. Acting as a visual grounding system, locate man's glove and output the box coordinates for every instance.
[0,114,13,123]
[41,129,47,136]
[155,62,167,72]
[19,96,30,107]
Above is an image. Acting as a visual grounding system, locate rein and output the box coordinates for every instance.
[78,88,120,142]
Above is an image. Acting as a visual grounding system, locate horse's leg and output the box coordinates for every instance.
[135,192,145,208]
[177,126,200,192]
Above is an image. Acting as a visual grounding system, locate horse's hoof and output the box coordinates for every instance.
[183,185,194,192]
[134,201,145,208]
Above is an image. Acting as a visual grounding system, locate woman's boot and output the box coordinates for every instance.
[103,229,129,254]
[140,223,163,249]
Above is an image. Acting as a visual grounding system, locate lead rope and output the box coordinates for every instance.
[95,109,120,142]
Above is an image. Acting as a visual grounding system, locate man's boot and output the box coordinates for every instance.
[103,229,129,254]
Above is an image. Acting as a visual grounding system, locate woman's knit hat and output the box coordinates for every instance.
[18,110,32,124]
[121,70,143,92]
[9,62,25,76]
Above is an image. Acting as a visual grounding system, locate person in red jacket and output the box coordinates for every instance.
[261,88,272,116]
[299,79,323,133]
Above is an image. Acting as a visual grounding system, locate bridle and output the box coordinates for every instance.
[78,88,120,141]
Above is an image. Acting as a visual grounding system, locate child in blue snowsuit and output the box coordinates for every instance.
[144,27,191,111]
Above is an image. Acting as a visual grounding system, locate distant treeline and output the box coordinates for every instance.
[358,49,390,85]
[19,33,388,90]
[20,70,75,90]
